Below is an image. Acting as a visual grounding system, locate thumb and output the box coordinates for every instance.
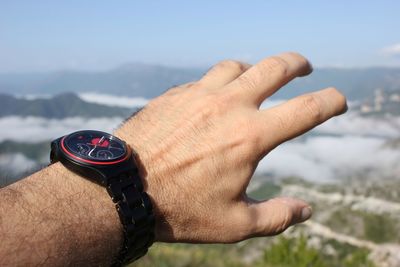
[248,197,312,236]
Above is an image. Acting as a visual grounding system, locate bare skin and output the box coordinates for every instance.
[0,52,347,266]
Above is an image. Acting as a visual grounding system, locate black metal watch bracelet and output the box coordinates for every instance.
[107,168,155,267]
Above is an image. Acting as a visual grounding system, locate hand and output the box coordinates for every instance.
[115,52,347,243]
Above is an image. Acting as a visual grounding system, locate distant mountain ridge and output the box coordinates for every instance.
[0,64,400,100]
[0,93,132,118]
[0,63,201,99]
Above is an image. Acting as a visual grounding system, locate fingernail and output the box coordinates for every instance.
[301,206,312,222]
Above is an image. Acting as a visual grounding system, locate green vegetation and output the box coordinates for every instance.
[130,235,375,267]
[248,181,281,200]
[324,239,374,267]
[258,235,326,267]
[347,178,400,202]
[280,176,315,187]
[131,243,246,267]
[325,208,364,237]
[362,213,398,243]
[343,249,375,267]
[325,208,399,243]
[0,93,132,118]
[260,236,374,267]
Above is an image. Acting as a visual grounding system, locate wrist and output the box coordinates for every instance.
[52,162,122,231]
[114,124,164,242]
[50,162,124,264]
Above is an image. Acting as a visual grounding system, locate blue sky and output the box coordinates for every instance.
[1,1,399,72]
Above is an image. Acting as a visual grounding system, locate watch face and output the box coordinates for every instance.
[61,130,128,163]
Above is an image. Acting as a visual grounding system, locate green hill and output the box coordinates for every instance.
[0,93,133,118]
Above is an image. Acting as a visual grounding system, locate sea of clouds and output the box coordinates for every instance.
[78,92,149,108]
[259,135,400,182]
[0,116,124,142]
[258,108,400,181]
[0,94,399,183]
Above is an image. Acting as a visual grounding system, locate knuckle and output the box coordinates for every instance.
[235,119,259,147]
[199,93,228,116]
[230,206,258,241]
[187,82,203,90]
[163,86,182,96]
[237,73,258,91]
[181,82,197,89]
[213,93,229,106]
[217,60,246,72]
[268,110,291,133]
[268,199,294,235]
[218,90,240,104]
[246,129,263,154]
[274,207,293,234]
[250,200,295,236]
[301,94,324,123]
[259,56,289,77]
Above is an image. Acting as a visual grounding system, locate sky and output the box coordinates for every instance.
[1,1,400,73]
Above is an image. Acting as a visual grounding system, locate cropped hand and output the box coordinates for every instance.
[115,52,347,243]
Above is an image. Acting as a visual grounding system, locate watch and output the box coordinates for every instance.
[50,130,155,266]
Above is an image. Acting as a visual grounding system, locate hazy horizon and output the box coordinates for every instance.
[1,61,400,75]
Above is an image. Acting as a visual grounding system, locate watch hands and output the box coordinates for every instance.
[88,136,109,157]
[88,136,103,157]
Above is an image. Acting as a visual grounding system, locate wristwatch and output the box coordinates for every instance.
[50,130,155,266]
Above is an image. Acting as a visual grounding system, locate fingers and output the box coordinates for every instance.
[199,60,252,89]
[226,52,312,107]
[258,87,347,151]
[246,197,312,236]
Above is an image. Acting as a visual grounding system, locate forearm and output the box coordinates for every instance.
[0,162,122,267]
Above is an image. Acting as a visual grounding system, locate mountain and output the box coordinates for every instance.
[0,63,201,99]
[0,140,49,161]
[1,64,400,100]
[0,93,132,118]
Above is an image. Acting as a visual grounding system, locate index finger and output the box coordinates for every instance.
[225,52,312,107]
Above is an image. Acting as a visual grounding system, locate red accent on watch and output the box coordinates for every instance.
[60,136,130,165]
[91,137,110,147]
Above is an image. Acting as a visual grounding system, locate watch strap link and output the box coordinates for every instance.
[107,168,155,266]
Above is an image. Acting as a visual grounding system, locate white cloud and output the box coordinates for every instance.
[0,116,125,142]
[314,112,400,138]
[78,92,149,108]
[381,43,400,57]
[257,135,400,182]
[0,153,38,176]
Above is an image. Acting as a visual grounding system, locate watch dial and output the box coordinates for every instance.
[63,130,127,162]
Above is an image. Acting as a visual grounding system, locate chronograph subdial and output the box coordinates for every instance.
[96,150,114,159]
[76,143,91,156]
